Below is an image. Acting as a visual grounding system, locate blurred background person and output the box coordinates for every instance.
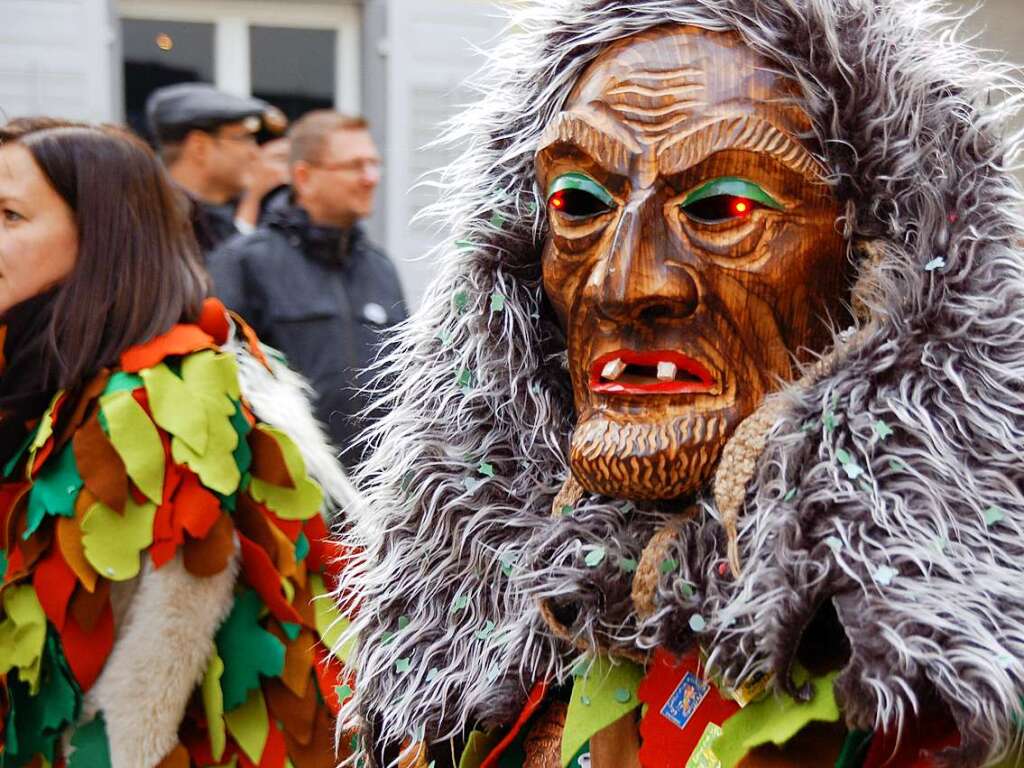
[208,110,407,468]
[235,135,291,234]
[0,119,349,766]
[145,82,286,255]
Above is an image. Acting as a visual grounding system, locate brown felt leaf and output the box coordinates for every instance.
[73,415,128,513]
[154,744,190,768]
[265,676,317,746]
[235,493,280,561]
[271,624,314,698]
[53,371,111,451]
[284,700,338,768]
[268,520,298,579]
[15,512,52,574]
[56,490,100,592]
[249,427,295,489]
[182,513,235,577]
[1,483,30,553]
[70,578,111,632]
[292,580,316,627]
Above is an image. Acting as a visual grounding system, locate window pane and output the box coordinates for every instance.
[250,26,335,122]
[122,19,215,142]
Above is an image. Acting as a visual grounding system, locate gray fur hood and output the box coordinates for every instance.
[338,1,1024,765]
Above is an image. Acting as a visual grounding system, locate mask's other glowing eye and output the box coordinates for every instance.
[547,173,615,219]
[681,177,782,225]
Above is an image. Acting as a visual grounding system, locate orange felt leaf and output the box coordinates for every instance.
[73,416,128,513]
[182,513,235,577]
[32,544,77,630]
[267,509,302,542]
[312,644,345,716]
[249,429,295,489]
[265,677,317,747]
[175,471,221,540]
[53,370,111,450]
[70,579,111,632]
[198,298,230,345]
[239,534,302,625]
[120,324,216,373]
[229,311,270,369]
[302,515,330,573]
[273,625,314,698]
[16,515,52,575]
[61,601,114,692]
[292,580,316,628]
[4,546,25,584]
[267,522,297,579]
[155,744,190,768]
[0,482,30,552]
[56,515,98,593]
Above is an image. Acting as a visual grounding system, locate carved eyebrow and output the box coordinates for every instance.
[536,112,642,177]
[657,116,826,182]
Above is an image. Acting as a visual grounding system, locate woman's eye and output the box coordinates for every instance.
[680,177,782,226]
[682,195,758,224]
[547,173,615,220]
[2,209,23,223]
[549,188,611,218]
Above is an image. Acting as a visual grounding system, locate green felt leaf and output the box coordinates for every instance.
[229,403,253,475]
[5,631,80,764]
[247,426,323,520]
[224,687,270,763]
[985,506,1006,527]
[561,655,644,767]
[294,531,311,562]
[584,547,606,567]
[100,389,165,504]
[180,349,241,405]
[712,669,839,768]
[171,398,241,496]
[873,420,894,440]
[453,290,470,311]
[834,729,872,768]
[311,573,355,664]
[3,429,35,479]
[25,443,82,538]
[458,729,503,768]
[0,585,47,692]
[478,461,495,478]
[68,714,112,768]
[215,589,286,711]
[81,496,157,582]
[452,595,470,612]
[27,392,61,457]
[202,650,227,761]
[141,363,209,454]
[102,371,144,395]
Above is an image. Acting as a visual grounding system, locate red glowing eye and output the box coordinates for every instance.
[551,192,565,209]
[731,198,750,216]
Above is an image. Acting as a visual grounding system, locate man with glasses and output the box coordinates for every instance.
[146,83,287,255]
[208,110,408,468]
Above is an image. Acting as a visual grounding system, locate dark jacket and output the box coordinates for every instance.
[189,194,241,258]
[207,198,408,467]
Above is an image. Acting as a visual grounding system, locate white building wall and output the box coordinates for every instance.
[0,0,119,123]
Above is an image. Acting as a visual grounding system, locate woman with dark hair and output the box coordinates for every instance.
[0,123,355,766]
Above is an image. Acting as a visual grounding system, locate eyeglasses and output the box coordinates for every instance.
[214,131,258,145]
[309,158,383,175]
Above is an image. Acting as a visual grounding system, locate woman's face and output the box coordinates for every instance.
[0,143,78,314]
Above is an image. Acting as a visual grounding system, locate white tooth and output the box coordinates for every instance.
[601,358,626,381]
[657,361,678,381]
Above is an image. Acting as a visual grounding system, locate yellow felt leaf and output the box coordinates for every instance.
[27,392,61,457]
[202,649,227,761]
[180,350,240,413]
[141,363,209,455]
[0,585,47,693]
[248,428,322,521]
[310,573,354,664]
[100,389,165,504]
[81,496,157,581]
[170,399,240,496]
[224,687,269,764]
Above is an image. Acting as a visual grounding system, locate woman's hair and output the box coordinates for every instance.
[0,121,208,387]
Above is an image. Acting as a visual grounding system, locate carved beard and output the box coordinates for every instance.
[569,408,737,500]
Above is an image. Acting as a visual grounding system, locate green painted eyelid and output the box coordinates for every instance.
[681,177,784,211]
[546,173,615,207]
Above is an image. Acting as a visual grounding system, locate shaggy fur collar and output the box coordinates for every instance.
[338,1,1024,765]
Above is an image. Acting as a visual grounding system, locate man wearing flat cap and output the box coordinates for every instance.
[146,83,288,256]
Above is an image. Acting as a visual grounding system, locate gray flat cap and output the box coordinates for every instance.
[146,82,273,143]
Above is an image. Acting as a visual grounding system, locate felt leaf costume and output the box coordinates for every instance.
[0,300,356,767]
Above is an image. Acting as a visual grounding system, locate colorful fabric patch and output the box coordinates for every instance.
[662,672,709,729]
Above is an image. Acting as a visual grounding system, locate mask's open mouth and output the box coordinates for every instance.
[589,349,717,395]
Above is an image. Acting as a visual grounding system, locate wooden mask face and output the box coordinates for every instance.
[538,26,848,501]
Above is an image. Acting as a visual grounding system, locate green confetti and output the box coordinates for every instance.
[478,461,495,477]
[336,684,354,702]
[825,536,843,553]
[455,239,475,251]
[452,595,470,612]
[500,555,515,577]
[585,547,606,567]
[395,658,412,674]
[381,631,396,646]
[836,449,852,464]
[681,582,695,599]
[427,667,441,683]
[489,212,505,229]
[436,329,452,346]
[453,290,470,311]
[463,476,484,494]
[823,412,836,432]
[456,368,473,389]
[873,420,894,440]
[398,615,411,631]
[659,558,679,575]
[560,504,574,517]
[889,458,906,472]
[619,557,638,573]
[490,292,506,313]
[874,565,897,586]
[613,688,632,704]
[689,614,707,632]
[486,664,501,682]
[925,256,946,272]
[985,506,1006,527]
[475,620,496,640]
[580,695,592,706]
[783,488,797,502]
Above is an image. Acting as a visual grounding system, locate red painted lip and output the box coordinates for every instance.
[589,349,717,395]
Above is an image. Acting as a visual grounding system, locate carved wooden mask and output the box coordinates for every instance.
[538,26,849,501]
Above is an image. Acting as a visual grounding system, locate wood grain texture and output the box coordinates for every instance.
[537,25,850,500]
